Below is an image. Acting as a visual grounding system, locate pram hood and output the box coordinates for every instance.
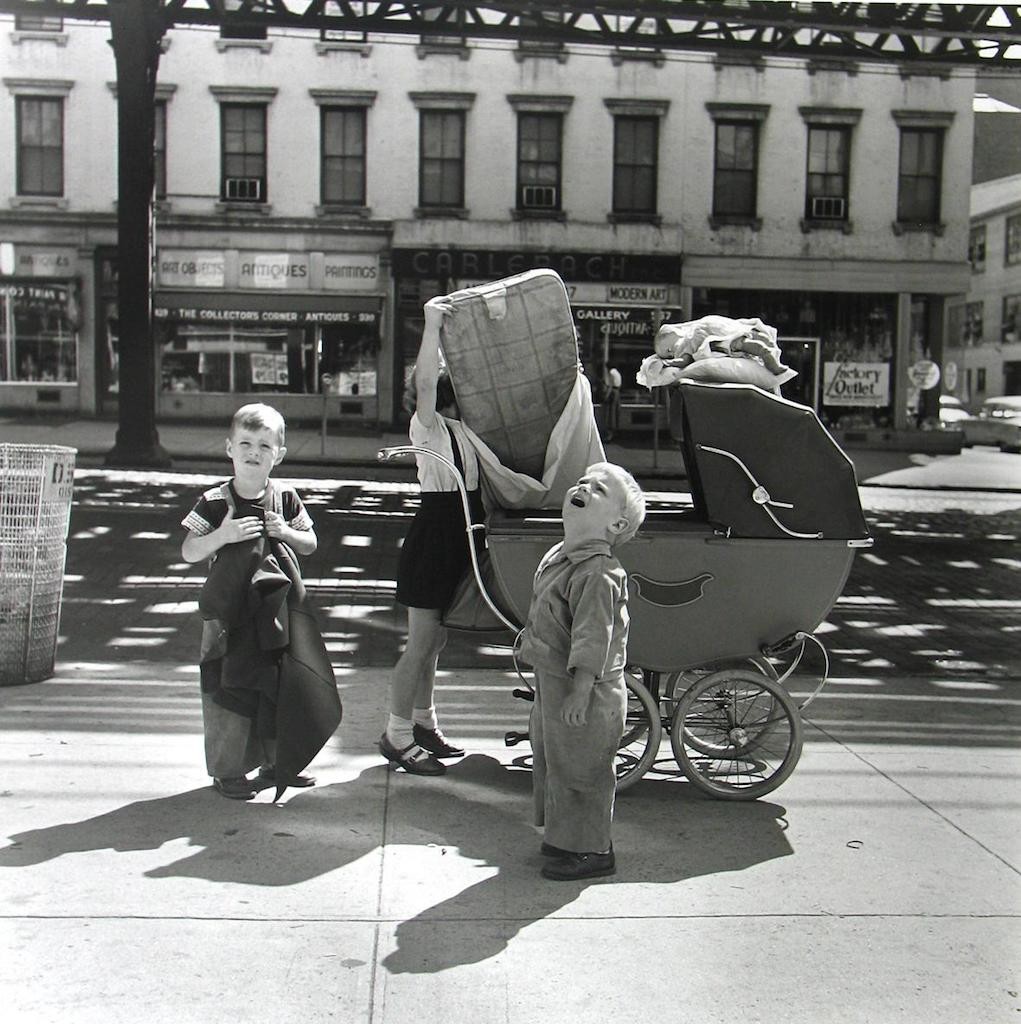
[676,380,871,542]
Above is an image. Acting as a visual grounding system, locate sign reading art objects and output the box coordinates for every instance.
[823,362,890,407]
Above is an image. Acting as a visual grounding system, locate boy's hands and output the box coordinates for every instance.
[218,507,263,544]
[264,509,285,539]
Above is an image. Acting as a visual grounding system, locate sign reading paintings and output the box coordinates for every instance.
[822,362,890,407]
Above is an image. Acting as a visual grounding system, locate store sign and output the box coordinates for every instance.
[907,359,941,390]
[392,247,680,284]
[823,361,890,406]
[14,248,75,277]
[322,253,380,290]
[238,252,310,289]
[574,305,682,339]
[158,250,226,288]
[155,304,380,326]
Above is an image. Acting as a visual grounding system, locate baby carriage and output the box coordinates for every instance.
[381,379,872,801]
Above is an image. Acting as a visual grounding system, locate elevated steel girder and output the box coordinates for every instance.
[1,1,1019,66]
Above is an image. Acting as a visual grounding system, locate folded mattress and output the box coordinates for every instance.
[440,269,580,479]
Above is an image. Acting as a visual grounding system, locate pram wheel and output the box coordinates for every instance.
[662,657,778,757]
[615,672,662,792]
[671,669,803,800]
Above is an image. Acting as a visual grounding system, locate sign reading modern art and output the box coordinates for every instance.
[822,362,890,406]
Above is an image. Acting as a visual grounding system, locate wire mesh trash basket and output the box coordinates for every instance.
[0,444,76,685]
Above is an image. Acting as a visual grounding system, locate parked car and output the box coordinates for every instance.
[938,394,970,427]
[961,396,1021,453]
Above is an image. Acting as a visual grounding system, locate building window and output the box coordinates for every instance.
[964,301,984,346]
[16,96,63,196]
[969,224,986,272]
[1007,213,1021,266]
[221,104,267,203]
[0,282,79,383]
[805,126,849,221]
[896,127,943,224]
[1003,294,1020,344]
[154,100,167,200]
[612,116,658,216]
[419,110,464,208]
[977,367,987,393]
[322,107,366,206]
[15,15,63,31]
[517,112,562,212]
[712,121,758,218]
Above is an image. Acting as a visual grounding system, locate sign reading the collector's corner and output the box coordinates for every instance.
[823,362,890,406]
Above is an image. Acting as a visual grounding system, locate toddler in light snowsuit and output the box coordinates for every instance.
[518,462,646,881]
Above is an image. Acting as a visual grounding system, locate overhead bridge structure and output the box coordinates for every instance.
[0,0,1018,465]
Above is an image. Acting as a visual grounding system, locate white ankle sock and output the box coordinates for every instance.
[412,706,438,731]
[386,714,414,749]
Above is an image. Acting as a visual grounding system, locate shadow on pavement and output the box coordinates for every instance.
[0,753,792,975]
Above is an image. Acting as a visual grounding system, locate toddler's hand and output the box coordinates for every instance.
[561,689,589,727]
[219,508,263,544]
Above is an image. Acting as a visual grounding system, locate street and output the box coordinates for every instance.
[0,469,1019,1024]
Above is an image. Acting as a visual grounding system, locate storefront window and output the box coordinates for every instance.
[692,288,896,427]
[320,323,378,395]
[159,318,379,396]
[0,282,79,382]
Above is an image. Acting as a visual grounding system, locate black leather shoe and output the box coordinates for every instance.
[213,776,256,801]
[379,734,446,776]
[258,766,316,788]
[541,850,616,881]
[412,724,465,758]
[540,842,573,858]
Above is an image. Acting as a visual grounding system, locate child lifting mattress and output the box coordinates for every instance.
[436,269,605,510]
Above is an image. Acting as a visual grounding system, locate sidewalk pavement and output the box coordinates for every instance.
[2,412,1020,491]
[0,467,1019,1022]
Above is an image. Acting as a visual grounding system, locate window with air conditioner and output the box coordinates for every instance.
[220,104,266,203]
[805,126,849,221]
[516,113,562,213]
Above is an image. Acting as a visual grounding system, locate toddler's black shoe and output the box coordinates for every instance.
[213,776,256,801]
[258,766,316,788]
[412,724,465,758]
[540,842,573,858]
[379,734,446,775]
[541,850,615,881]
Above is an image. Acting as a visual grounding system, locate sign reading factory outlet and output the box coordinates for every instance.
[823,361,890,407]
